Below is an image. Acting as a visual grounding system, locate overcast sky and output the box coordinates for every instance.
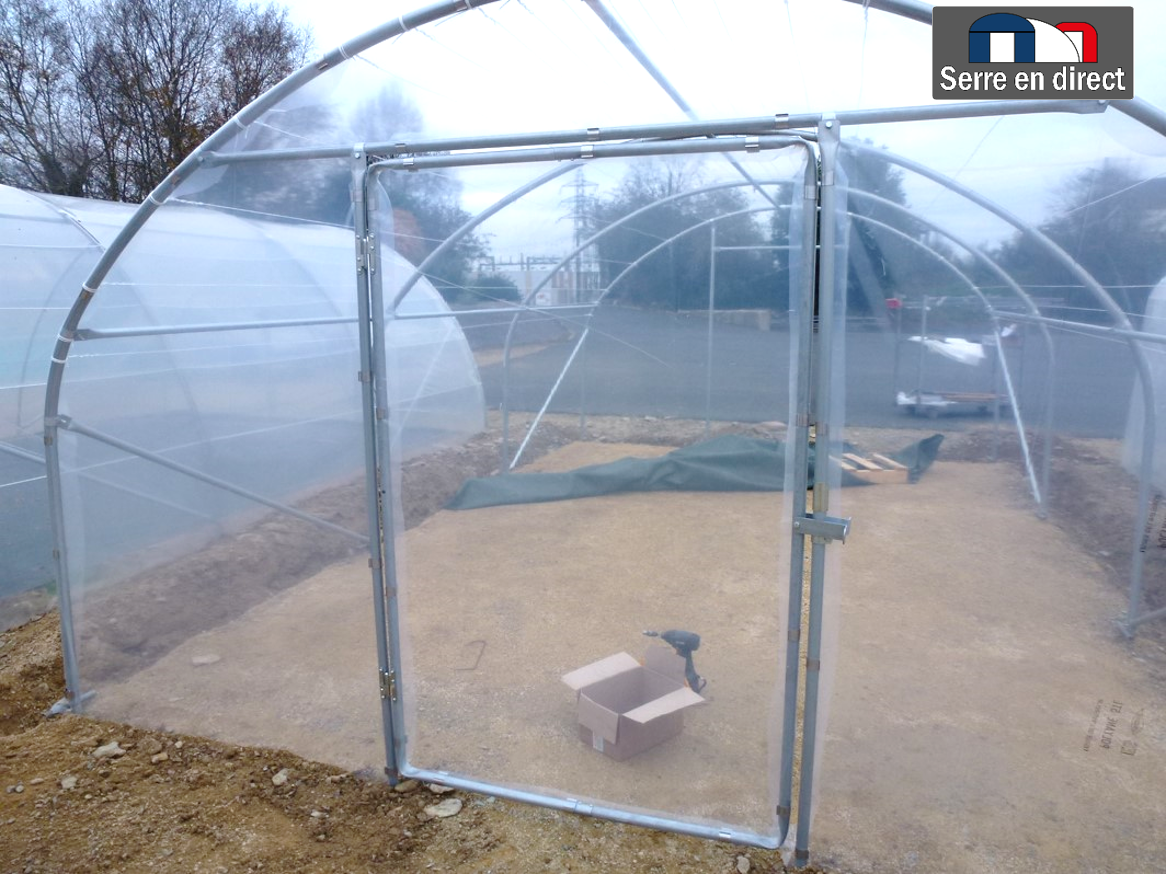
[271,0,1166,257]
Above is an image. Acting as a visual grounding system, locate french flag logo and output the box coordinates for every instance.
[969,13,1098,63]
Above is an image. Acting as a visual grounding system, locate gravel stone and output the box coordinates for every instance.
[423,798,463,819]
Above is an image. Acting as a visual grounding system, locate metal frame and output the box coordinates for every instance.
[492,174,1055,513]
[36,0,1166,864]
[44,99,1156,856]
[353,98,1117,856]
[840,185,1056,513]
[203,101,1107,168]
[356,103,1162,858]
[362,134,817,849]
[840,139,1158,634]
[792,116,843,865]
[479,156,801,467]
[835,0,1163,641]
[40,0,510,726]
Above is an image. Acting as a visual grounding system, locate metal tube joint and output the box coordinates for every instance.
[793,514,852,544]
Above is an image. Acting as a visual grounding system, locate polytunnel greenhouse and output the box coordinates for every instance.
[5,0,1166,869]
[0,185,484,610]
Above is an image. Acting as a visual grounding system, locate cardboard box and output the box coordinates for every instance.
[562,646,705,761]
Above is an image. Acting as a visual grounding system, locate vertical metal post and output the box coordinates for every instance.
[705,224,717,438]
[1016,320,1028,399]
[777,157,819,846]
[1125,350,1157,632]
[891,300,902,406]
[579,306,592,435]
[990,320,1002,462]
[368,174,410,779]
[353,151,401,780]
[1037,327,1055,521]
[915,293,928,406]
[500,310,524,467]
[43,422,83,709]
[794,116,844,868]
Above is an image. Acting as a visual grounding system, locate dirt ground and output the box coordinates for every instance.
[84,441,788,837]
[0,415,819,874]
[4,414,1166,873]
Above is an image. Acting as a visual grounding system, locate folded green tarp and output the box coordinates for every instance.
[448,433,943,511]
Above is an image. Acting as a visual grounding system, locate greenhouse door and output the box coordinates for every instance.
[350,128,850,854]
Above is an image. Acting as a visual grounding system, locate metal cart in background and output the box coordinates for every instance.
[891,294,1024,420]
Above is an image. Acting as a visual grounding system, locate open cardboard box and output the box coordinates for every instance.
[562,646,706,761]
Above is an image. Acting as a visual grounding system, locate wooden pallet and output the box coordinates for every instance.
[833,452,910,484]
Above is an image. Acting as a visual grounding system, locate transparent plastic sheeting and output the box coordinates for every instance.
[0,187,105,610]
[387,146,807,843]
[810,108,1166,873]
[34,0,1166,864]
[1126,274,1166,488]
[1,182,483,617]
[41,195,482,771]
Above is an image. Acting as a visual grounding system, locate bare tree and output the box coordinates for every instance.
[0,0,93,194]
[85,0,232,198]
[214,3,312,125]
[0,0,312,201]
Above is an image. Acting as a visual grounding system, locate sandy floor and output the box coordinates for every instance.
[94,443,1166,869]
[97,441,791,839]
[813,463,1166,874]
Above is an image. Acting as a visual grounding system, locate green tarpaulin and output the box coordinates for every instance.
[448,433,944,511]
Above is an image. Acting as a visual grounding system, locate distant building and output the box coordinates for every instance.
[482,256,601,306]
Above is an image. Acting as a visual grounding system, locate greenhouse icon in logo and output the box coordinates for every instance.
[968,13,1097,63]
[932,6,1133,100]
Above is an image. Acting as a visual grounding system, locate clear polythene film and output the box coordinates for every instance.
[809,103,1166,873]
[27,0,1166,865]
[50,185,483,773]
[386,147,810,843]
[0,186,104,623]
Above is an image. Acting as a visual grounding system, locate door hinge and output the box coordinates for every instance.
[379,669,397,702]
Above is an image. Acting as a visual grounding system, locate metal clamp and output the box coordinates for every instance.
[792,514,851,543]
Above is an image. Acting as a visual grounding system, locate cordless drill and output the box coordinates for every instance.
[643,629,706,693]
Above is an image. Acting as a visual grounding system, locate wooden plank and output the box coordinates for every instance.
[842,452,881,470]
[834,452,910,484]
[846,467,910,485]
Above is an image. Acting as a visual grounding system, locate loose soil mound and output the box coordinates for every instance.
[0,613,63,735]
[2,716,800,874]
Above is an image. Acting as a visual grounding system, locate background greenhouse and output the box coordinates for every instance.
[2,0,1166,870]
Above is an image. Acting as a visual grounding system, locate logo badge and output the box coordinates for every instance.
[933,7,1133,99]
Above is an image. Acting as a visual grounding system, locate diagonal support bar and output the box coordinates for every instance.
[53,416,367,545]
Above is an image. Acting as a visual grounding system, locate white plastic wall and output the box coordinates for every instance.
[0,184,484,608]
[1,187,106,606]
